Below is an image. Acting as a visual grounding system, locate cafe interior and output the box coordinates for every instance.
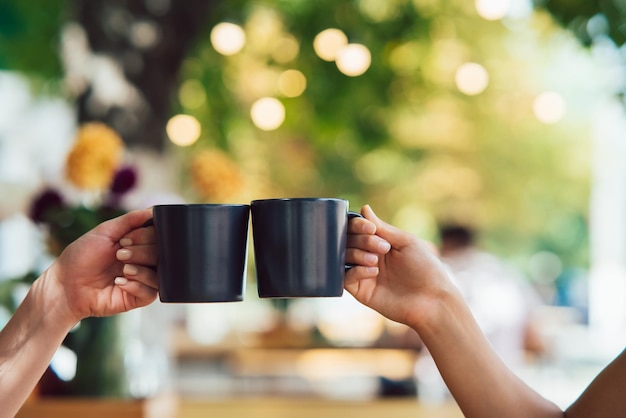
[1,0,626,417]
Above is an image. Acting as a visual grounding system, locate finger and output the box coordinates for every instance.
[347,233,391,255]
[346,248,378,267]
[119,225,156,247]
[348,216,376,235]
[344,265,379,286]
[361,205,412,248]
[96,208,154,241]
[114,277,158,307]
[122,263,158,290]
[116,244,157,267]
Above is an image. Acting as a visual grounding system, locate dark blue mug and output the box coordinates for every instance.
[251,198,360,298]
[153,204,250,303]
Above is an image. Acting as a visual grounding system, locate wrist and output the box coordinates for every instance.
[406,278,466,339]
[30,268,82,332]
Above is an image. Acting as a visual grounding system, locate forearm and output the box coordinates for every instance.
[410,287,563,418]
[565,348,626,418]
[0,273,76,418]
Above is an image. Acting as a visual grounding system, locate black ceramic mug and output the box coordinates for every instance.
[153,204,250,303]
[251,198,360,298]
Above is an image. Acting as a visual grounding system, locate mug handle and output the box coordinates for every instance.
[140,218,157,271]
[345,211,364,271]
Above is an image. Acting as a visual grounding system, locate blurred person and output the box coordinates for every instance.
[344,204,626,418]
[0,208,157,418]
[438,224,546,365]
[411,224,546,402]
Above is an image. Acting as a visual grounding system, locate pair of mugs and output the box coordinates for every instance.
[153,198,360,303]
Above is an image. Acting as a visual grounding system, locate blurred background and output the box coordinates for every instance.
[2,0,626,415]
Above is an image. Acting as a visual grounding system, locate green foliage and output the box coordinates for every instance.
[45,205,126,252]
[0,0,69,80]
[0,272,37,312]
[0,0,598,276]
[176,0,593,273]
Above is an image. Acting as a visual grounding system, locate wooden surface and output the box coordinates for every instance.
[17,397,464,418]
[16,395,176,418]
[178,398,464,418]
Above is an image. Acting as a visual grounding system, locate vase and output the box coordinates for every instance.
[39,316,127,398]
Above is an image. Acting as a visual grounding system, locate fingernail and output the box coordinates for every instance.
[123,264,139,276]
[365,266,379,275]
[378,241,391,253]
[114,277,128,286]
[364,253,378,264]
[116,249,132,261]
[119,238,133,247]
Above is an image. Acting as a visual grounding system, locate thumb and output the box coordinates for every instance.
[94,207,154,241]
[361,205,411,249]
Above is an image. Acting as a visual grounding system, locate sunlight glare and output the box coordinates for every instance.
[166,114,201,146]
[250,97,285,131]
[336,44,371,76]
[455,62,489,95]
[210,22,246,56]
[313,28,348,62]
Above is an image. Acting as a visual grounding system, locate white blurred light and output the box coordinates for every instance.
[533,91,567,124]
[166,114,201,146]
[210,22,246,56]
[455,62,489,95]
[50,345,78,381]
[250,97,285,131]
[313,28,348,61]
[336,44,371,77]
[278,69,307,97]
[187,304,234,345]
[475,0,511,21]
[314,293,385,347]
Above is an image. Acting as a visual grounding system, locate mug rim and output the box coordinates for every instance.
[153,203,250,208]
[251,197,347,205]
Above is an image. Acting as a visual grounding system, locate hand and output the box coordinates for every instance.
[39,208,158,327]
[344,205,452,327]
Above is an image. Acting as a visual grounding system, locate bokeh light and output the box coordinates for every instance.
[455,62,489,95]
[272,35,300,63]
[313,28,348,62]
[358,0,400,22]
[178,79,207,109]
[250,97,285,131]
[533,91,567,124]
[475,0,511,21]
[210,22,246,56]
[166,114,201,146]
[336,44,371,76]
[129,21,161,49]
[277,69,307,97]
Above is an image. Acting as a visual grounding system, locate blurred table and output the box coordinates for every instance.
[172,325,421,399]
[18,397,464,418]
[178,398,464,418]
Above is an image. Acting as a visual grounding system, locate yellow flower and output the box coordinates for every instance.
[66,123,124,190]
[190,149,244,202]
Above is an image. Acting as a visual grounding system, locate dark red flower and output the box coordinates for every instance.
[110,166,137,195]
[29,188,65,224]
